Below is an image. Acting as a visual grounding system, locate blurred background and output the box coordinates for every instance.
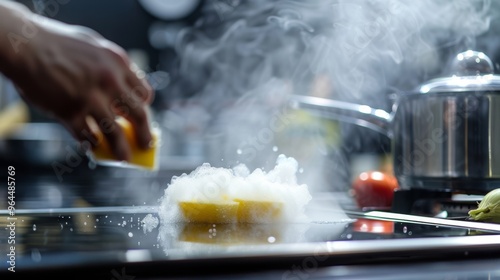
[1,0,500,210]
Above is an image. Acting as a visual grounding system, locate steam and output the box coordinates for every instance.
[164,0,495,193]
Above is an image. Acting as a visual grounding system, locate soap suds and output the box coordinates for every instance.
[158,154,312,224]
[141,213,159,233]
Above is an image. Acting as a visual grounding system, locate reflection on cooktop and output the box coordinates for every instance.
[2,178,500,280]
[2,205,499,270]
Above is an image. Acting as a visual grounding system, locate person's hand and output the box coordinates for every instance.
[2,4,153,161]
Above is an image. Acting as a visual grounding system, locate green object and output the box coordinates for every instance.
[468,188,500,223]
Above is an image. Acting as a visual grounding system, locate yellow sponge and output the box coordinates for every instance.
[178,200,283,223]
[179,201,239,223]
[90,117,160,170]
[234,199,283,223]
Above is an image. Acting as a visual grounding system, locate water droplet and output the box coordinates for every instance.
[403,226,408,234]
[96,218,99,222]
[122,221,127,226]
[138,241,141,246]
[346,234,352,239]
[128,232,133,237]
[105,215,108,218]
[268,236,276,243]
[272,146,278,152]
[84,222,87,226]
[87,215,90,218]
[60,224,63,230]
[299,168,304,173]
[94,226,97,229]
[236,149,242,155]
[209,229,213,233]
[33,224,36,231]
[408,231,413,236]
[70,228,73,232]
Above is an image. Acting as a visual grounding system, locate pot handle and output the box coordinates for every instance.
[289,94,393,138]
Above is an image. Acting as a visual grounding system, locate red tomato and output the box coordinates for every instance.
[352,171,399,209]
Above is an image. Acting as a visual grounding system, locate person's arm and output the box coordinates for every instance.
[0,1,29,76]
[0,1,153,161]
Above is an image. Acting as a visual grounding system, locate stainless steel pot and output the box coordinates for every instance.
[291,50,500,194]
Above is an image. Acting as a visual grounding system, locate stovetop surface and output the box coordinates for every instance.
[2,162,500,278]
[2,197,500,276]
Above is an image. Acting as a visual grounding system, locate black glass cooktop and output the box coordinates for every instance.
[2,196,500,279]
[2,159,500,278]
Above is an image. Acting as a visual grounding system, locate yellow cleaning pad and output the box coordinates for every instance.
[234,199,283,223]
[179,201,239,223]
[91,117,160,170]
[179,200,283,223]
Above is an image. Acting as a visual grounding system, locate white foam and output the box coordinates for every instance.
[158,154,312,224]
[141,213,159,233]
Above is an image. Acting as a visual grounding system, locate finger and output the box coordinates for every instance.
[62,114,99,155]
[81,115,101,148]
[99,56,153,151]
[90,91,131,161]
[115,78,153,150]
[126,66,154,104]
[123,102,153,151]
[108,75,141,120]
[102,69,152,151]
[63,115,90,143]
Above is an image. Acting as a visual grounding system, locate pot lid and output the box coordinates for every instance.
[418,50,500,93]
